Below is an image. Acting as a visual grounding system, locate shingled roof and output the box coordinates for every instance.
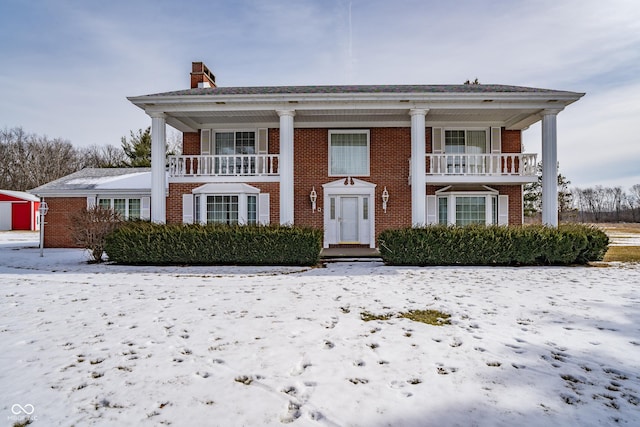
[30,168,151,194]
[138,84,572,98]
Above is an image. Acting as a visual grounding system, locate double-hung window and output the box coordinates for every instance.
[192,186,260,226]
[436,193,499,226]
[98,198,142,220]
[329,130,370,176]
[444,129,488,173]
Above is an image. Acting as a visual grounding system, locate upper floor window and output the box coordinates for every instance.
[214,131,256,155]
[329,130,370,176]
[201,129,269,157]
[445,130,488,154]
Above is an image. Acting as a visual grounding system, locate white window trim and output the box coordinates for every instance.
[435,187,499,226]
[328,129,371,177]
[191,184,261,226]
[201,129,260,155]
[97,197,145,220]
[443,127,490,154]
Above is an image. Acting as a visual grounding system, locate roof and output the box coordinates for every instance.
[137,84,577,98]
[30,168,153,196]
[0,189,40,202]
[128,82,585,133]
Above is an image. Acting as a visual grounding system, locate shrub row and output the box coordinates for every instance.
[104,222,323,266]
[377,224,609,266]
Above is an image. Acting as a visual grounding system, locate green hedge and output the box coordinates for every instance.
[377,224,609,266]
[104,222,323,266]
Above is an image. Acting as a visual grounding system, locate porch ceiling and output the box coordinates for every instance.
[164,106,547,132]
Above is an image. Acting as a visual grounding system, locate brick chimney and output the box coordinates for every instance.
[191,62,216,89]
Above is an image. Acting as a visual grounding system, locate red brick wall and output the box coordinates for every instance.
[494,185,523,225]
[183,132,200,155]
[501,129,521,153]
[292,127,413,239]
[171,125,523,238]
[167,182,281,224]
[43,197,86,248]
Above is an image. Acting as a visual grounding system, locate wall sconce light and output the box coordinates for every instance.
[310,186,317,212]
[382,187,389,213]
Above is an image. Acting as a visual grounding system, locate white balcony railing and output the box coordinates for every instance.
[426,153,537,176]
[168,154,279,177]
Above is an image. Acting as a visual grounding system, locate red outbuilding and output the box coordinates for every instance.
[0,190,41,231]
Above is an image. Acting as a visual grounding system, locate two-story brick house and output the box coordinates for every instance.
[126,62,582,249]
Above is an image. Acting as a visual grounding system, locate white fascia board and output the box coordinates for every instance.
[30,190,152,198]
[131,90,584,111]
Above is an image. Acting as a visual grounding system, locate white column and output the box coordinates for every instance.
[541,109,561,227]
[277,109,295,225]
[150,113,166,223]
[410,109,428,226]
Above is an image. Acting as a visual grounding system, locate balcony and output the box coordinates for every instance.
[424,153,537,184]
[168,154,279,178]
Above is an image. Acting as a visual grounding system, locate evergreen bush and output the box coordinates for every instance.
[378,224,608,266]
[104,222,322,266]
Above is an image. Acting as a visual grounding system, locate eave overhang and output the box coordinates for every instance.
[127,86,584,133]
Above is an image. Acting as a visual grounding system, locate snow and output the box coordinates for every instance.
[65,172,151,190]
[1,232,639,426]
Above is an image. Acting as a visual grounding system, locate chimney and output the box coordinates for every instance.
[191,62,216,89]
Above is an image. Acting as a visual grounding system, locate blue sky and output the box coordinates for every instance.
[1,0,639,190]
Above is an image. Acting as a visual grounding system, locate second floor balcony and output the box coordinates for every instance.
[169,154,279,178]
[425,153,538,184]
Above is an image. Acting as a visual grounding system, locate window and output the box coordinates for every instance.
[212,131,257,174]
[207,195,239,224]
[212,131,256,155]
[445,130,488,173]
[128,199,141,220]
[455,196,486,226]
[438,197,448,225]
[437,194,498,226]
[247,195,257,225]
[97,198,142,220]
[191,184,262,226]
[445,130,487,154]
[329,130,370,176]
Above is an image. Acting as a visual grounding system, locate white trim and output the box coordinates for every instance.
[192,183,260,194]
[190,183,263,226]
[491,127,502,153]
[182,194,194,224]
[498,195,509,225]
[258,193,270,225]
[322,178,376,248]
[327,129,371,177]
[434,186,501,226]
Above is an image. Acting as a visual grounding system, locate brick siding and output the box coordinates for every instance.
[43,197,86,248]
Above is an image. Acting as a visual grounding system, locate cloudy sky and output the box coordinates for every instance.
[1,0,639,190]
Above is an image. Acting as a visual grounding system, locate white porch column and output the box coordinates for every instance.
[277,109,295,225]
[541,109,561,227]
[150,113,166,223]
[410,109,428,226]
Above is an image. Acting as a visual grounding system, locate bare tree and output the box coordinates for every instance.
[82,144,127,168]
[0,127,86,191]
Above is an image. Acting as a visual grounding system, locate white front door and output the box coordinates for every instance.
[322,178,376,248]
[339,197,359,243]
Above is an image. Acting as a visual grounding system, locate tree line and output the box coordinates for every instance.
[572,185,640,223]
[524,163,640,223]
[0,126,180,192]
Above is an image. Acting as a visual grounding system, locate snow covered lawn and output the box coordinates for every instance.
[1,232,639,426]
